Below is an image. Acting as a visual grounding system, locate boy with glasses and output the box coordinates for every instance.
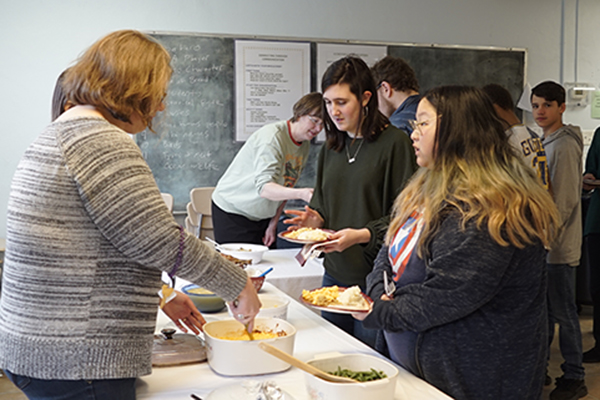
[371,56,420,135]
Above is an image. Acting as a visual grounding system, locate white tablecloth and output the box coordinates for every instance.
[260,249,325,300]
[137,283,452,400]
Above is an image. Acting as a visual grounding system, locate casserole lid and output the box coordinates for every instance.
[151,328,207,367]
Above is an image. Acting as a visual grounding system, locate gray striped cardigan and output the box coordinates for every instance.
[0,117,247,380]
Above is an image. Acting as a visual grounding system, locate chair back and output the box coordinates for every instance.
[186,202,199,226]
[184,215,198,237]
[189,187,215,240]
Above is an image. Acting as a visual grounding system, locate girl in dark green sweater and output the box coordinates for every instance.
[285,56,416,346]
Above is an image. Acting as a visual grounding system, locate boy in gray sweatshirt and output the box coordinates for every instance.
[532,80,586,400]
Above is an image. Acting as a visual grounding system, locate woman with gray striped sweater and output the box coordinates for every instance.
[0,30,260,400]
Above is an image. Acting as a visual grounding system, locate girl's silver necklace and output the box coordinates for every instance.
[345,138,364,164]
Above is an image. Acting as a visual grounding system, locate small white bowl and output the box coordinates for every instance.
[227,293,290,320]
[219,243,269,264]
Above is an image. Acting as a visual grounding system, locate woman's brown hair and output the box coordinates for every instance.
[388,86,559,257]
[62,30,172,131]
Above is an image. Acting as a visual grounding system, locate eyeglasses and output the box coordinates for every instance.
[376,82,383,90]
[408,116,438,135]
[307,115,323,127]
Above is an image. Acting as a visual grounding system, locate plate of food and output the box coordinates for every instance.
[278,228,335,244]
[300,286,373,314]
[583,178,600,186]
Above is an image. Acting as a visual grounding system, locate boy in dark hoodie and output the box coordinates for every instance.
[531,80,587,400]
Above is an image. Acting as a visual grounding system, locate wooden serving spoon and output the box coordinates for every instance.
[258,342,356,383]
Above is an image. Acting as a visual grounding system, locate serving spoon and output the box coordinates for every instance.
[205,237,224,252]
[258,342,356,383]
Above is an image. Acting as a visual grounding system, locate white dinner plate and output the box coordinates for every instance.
[583,178,600,186]
[299,287,373,314]
[278,229,335,244]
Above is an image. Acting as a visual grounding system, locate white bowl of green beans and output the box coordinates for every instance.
[304,352,398,399]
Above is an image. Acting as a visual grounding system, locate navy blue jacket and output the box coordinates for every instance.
[364,212,547,400]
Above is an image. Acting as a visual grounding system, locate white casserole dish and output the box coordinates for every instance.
[304,352,398,400]
[203,317,296,376]
[218,243,268,264]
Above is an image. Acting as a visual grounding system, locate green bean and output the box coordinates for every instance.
[328,366,387,382]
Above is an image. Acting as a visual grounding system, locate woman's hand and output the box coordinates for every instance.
[228,277,262,331]
[321,228,371,253]
[162,291,206,334]
[351,293,391,321]
[283,206,324,229]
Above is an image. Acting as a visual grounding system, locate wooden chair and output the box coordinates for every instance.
[189,187,215,241]
[160,193,174,213]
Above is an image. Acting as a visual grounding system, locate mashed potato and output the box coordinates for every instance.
[336,286,366,307]
[284,228,329,242]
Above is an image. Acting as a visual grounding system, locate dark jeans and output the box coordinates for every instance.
[547,264,585,380]
[211,201,271,246]
[321,272,377,348]
[4,370,136,400]
[585,234,600,347]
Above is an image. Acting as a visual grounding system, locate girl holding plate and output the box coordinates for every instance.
[285,56,416,347]
[357,86,560,399]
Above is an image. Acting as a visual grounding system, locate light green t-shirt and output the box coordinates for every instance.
[212,120,310,220]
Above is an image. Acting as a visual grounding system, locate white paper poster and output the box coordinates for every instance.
[517,83,533,112]
[235,40,311,141]
[315,43,387,141]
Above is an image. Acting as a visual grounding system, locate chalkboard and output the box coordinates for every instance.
[137,33,525,212]
[136,34,241,211]
[388,45,526,116]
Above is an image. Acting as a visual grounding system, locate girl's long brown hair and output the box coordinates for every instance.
[387,86,559,258]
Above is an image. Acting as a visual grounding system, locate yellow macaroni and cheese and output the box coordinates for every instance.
[216,328,287,341]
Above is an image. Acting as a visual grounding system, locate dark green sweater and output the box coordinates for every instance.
[585,126,600,236]
[309,125,417,286]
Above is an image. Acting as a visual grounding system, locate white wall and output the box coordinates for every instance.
[1,0,599,236]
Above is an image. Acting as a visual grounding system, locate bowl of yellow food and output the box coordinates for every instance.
[182,284,226,313]
[203,317,296,376]
[218,243,269,264]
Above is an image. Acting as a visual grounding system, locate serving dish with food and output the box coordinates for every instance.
[182,284,226,313]
[203,317,297,376]
[300,286,373,314]
[278,228,335,244]
[304,352,399,400]
[218,243,269,264]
